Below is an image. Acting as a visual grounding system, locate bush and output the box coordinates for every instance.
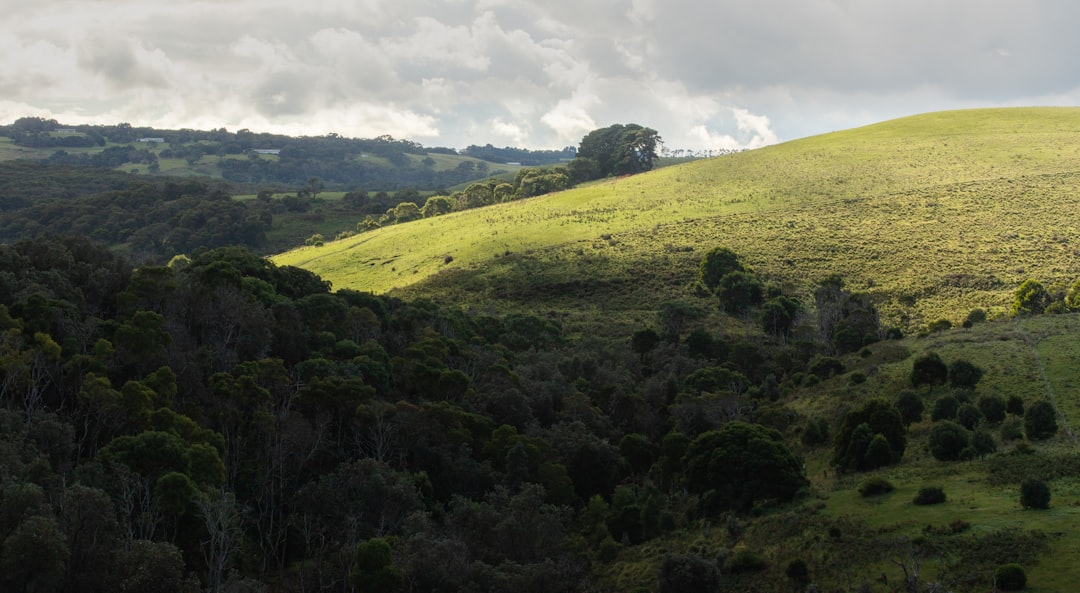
[948,359,984,389]
[809,357,845,379]
[658,553,720,593]
[727,548,768,574]
[858,476,895,497]
[911,351,948,390]
[929,421,971,461]
[931,395,960,422]
[956,403,984,430]
[962,308,987,328]
[1020,479,1050,510]
[895,390,924,426]
[1006,395,1025,416]
[977,394,1007,425]
[972,428,997,458]
[1000,416,1024,441]
[1024,400,1058,440]
[848,372,866,385]
[913,486,946,505]
[994,563,1027,590]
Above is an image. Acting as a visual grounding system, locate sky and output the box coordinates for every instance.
[3,0,1080,151]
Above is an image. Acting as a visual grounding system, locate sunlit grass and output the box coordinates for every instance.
[273,107,1080,332]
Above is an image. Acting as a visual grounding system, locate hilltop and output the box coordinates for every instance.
[275,107,1080,332]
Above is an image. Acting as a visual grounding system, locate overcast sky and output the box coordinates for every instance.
[3,0,1079,150]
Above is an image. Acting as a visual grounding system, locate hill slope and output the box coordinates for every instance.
[274,107,1080,330]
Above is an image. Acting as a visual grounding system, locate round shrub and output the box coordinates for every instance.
[913,486,946,505]
[858,476,895,497]
[1000,417,1024,441]
[1020,479,1050,510]
[956,403,984,430]
[977,394,1007,425]
[1024,400,1059,440]
[931,395,960,422]
[727,548,768,574]
[895,390,924,426]
[928,421,971,461]
[994,563,1027,590]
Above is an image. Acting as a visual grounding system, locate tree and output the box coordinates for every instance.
[698,247,744,293]
[1024,400,1058,440]
[895,391,924,426]
[956,403,984,430]
[1013,279,1050,315]
[910,352,948,391]
[351,538,403,593]
[1,515,69,593]
[683,421,807,513]
[575,123,661,179]
[947,359,984,390]
[1020,479,1050,509]
[717,270,764,314]
[928,420,970,461]
[832,398,906,471]
[977,394,1007,425]
[994,563,1027,591]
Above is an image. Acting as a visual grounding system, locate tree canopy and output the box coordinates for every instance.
[575,123,662,179]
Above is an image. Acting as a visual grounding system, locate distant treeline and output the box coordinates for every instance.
[0,117,508,191]
[460,143,576,166]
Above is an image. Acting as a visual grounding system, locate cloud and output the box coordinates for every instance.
[3,0,1079,149]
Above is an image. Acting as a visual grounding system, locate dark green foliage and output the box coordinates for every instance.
[727,548,768,573]
[911,352,948,390]
[832,398,906,471]
[995,563,1027,590]
[913,486,947,505]
[809,356,845,379]
[576,123,661,179]
[956,403,985,430]
[717,271,764,314]
[760,295,800,337]
[977,394,1007,425]
[1000,416,1024,441]
[857,476,895,497]
[1013,279,1051,315]
[682,366,748,394]
[972,428,998,457]
[895,390,924,426]
[785,558,809,584]
[931,395,960,422]
[351,538,403,593]
[1024,400,1058,440]
[683,422,807,513]
[1020,479,1050,509]
[948,359,984,389]
[800,417,830,447]
[657,554,720,593]
[929,421,971,461]
[962,308,987,328]
[630,328,660,356]
[698,247,744,293]
[927,318,952,333]
[814,276,881,354]
[1006,395,1025,417]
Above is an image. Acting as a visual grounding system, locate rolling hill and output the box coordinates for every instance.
[274,107,1080,333]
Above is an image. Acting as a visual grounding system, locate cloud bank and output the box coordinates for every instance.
[3,0,1079,149]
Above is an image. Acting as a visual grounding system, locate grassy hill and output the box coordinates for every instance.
[274,107,1080,334]
[273,108,1080,590]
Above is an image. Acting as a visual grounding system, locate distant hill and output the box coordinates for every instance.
[0,117,519,192]
[274,107,1080,332]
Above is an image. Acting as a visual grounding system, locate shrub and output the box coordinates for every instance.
[895,390,924,426]
[848,372,866,385]
[913,486,946,505]
[977,394,1007,425]
[911,352,948,390]
[1000,417,1024,441]
[927,318,952,333]
[809,356,845,379]
[972,428,997,457]
[727,548,768,574]
[801,418,830,447]
[1020,479,1050,510]
[956,403,984,430]
[948,359,984,389]
[858,476,895,497]
[1024,400,1058,440]
[994,563,1027,590]
[962,308,987,328]
[928,421,971,461]
[832,398,906,471]
[1013,279,1050,315]
[1006,395,1025,416]
[931,395,959,422]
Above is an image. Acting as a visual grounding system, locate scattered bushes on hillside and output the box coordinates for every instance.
[895,390,924,426]
[913,486,946,505]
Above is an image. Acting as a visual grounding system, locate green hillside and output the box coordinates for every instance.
[274,107,1080,332]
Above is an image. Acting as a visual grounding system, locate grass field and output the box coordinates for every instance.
[272,107,1080,334]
